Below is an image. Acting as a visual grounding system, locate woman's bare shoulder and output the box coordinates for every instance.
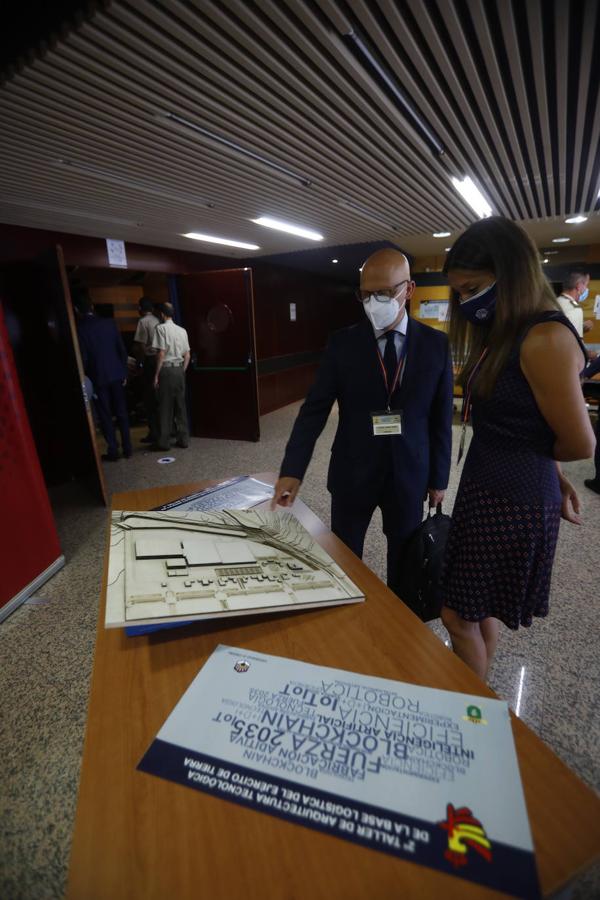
[521,320,581,359]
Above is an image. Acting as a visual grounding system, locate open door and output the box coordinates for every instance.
[178,268,260,441]
[1,246,107,504]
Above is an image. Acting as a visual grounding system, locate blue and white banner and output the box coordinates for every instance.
[138,645,540,898]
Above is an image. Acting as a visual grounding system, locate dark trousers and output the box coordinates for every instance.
[142,355,159,440]
[330,470,419,597]
[157,366,189,449]
[94,380,131,457]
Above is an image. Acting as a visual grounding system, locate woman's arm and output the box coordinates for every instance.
[520,322,596,461]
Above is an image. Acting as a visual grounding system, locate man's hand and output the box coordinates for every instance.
[427,488,445,508]
[153,376,159,389]
[583,320,593,333]
[271,477,301,509]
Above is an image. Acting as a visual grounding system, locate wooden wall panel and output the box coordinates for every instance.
[258,364,319,415]
[0,223,232,273]
[88,285,143,333]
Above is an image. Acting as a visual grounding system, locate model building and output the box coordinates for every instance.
[105,509,364,627]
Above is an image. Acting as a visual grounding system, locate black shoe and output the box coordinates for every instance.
[140,434,155,443]
[123,450,132,459]
[101,453,119,462]
[584,479,600,495]
[175,441,189,449]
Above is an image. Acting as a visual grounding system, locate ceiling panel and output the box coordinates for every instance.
[0,0,598,259]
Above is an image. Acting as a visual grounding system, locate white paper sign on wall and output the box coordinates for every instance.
[289,302,297,322]
[106,239,128,268]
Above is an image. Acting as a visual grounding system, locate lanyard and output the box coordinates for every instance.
[376,327,409,411]
[457,347,489,464]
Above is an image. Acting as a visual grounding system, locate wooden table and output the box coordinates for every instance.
[67,477,600,899]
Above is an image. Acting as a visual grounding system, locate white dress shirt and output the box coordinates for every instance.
[375,311,409,360]
[556,293,583,337]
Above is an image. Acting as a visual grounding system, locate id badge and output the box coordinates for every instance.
[372,409,402,436]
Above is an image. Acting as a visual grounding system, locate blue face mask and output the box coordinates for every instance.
[459,281,497,325]
[579,287,589,303]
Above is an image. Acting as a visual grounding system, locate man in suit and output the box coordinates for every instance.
[73,287,132,462]
[272,249,453,595]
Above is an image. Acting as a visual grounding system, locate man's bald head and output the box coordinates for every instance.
[360,249,411,293]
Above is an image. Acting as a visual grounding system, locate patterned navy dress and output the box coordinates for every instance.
[441,312,586,630]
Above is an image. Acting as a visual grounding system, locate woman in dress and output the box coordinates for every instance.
[440,217,595,679]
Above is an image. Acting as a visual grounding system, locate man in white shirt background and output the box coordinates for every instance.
[556,271,593,338]
[151,303,191,451]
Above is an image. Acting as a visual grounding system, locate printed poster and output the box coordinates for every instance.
[138,645,540,899]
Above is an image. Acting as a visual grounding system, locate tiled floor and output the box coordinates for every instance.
[1,403,599,899]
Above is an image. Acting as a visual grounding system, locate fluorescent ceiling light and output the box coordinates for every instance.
[183,232,260,250]
[451,176,493,218]
[543,250,559,254]
[251,216,323,241]
[565,215,587,224]
[552,237,570,243]
[433,231,451,238]
[159,112,312,187]
[345,29,445,157]
[332,258,339,263]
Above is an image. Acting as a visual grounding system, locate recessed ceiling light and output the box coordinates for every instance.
[332,258,339,263]
[433,231,451,238]
[565,215,587,224]
[451,176,493,218]
[552,237,570,243]
[183,233,260,250]
[542,258,549,263]
[445,247,451,252]
[251,216,323,241]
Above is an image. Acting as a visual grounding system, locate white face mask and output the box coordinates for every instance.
[363,288,406,331]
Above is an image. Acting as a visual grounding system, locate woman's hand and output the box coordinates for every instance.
[558,472,582,524]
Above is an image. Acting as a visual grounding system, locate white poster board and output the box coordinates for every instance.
[138,646,540,898]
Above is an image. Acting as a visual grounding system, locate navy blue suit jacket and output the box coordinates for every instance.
[280,317,453,521]
[77,315,128,388]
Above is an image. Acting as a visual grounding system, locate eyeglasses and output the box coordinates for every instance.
[356,280,409,304]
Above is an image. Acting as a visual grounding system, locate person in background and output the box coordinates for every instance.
[583,353,600,495]
[556,271,593,337]
[151,302,190,451]
[72,286,132,462]
[132,297,160,444]
[271,248,453,597]
[440,218,595,680]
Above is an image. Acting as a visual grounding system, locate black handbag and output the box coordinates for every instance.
[396,503,452,622]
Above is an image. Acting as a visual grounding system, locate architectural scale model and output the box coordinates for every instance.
[105,509,364,628]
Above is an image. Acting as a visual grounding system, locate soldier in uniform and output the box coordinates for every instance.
[151,302,191,451]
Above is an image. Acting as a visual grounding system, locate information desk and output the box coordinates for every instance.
[67,477,600,899]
